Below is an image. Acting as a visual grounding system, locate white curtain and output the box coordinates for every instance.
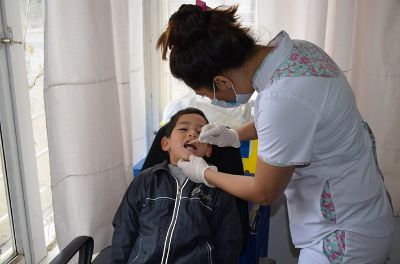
[44,0,147,252]
[349,0,400,217]
[258,0,400,216]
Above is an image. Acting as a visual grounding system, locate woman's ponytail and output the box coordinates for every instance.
[157,5,207,59]
[157,4,255,90]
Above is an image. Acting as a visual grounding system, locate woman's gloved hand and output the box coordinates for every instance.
[177,155,217,187]
[197,122,241,148]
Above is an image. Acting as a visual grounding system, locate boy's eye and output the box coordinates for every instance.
[178,128,187,131]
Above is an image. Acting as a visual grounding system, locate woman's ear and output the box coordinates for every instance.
[205,144,212,158]
[213,75,232,92]
[161,136,170,151]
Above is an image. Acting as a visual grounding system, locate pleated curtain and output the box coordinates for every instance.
[44,0,147,252]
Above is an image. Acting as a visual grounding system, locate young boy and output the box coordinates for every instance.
[112,107,243,264]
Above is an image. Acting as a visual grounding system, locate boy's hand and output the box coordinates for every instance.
[192,122,241,148]
[177,155,217,187]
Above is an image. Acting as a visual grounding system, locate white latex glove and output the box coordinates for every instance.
[198,121,241,148]
[177,155,217,187]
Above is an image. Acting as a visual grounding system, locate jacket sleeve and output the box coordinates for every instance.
[211,190,244,264]
[111,174,145,263]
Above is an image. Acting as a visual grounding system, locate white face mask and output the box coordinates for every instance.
[211,82,253,108]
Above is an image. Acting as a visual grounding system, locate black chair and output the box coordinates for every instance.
[51,123,248,264]
[49,236,94,264]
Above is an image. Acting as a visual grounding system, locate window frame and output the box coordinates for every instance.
[143,0,163,147]
[0,0,47,262]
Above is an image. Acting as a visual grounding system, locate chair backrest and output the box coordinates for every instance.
[141,123,249,251]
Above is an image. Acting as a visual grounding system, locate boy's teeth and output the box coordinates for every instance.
[184,143,197,150]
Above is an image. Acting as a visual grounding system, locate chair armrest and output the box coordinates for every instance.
[50,236,94,264]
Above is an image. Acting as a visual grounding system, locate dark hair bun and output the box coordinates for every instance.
[167,4,207,49]
[157,4,255,90]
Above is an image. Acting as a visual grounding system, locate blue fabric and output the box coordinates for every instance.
[240,205,270,264]
[240,140,250,158]
[133,158,145,177]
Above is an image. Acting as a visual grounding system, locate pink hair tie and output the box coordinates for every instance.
[196,0,207,11]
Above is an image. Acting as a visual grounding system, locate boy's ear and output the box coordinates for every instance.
[205,144,212,158]
[161,136,170,151]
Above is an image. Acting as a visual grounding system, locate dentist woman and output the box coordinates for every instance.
[157,3,394,263]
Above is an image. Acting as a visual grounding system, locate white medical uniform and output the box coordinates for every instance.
[253,31,394,263]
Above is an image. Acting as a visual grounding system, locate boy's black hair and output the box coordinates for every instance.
[157,4,255,91]
[164,107,209,137]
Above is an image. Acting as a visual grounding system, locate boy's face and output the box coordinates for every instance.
[161,113,212,165]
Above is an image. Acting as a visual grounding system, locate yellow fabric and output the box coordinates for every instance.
[242,140,258,175]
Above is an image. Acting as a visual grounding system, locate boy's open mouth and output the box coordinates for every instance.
[184,142,197,151]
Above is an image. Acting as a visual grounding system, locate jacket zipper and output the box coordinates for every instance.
[206,241,213,264]
[160,174,188,264]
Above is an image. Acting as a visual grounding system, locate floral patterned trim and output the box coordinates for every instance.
[362,121,383,177]
[260,156,310,167]
[320,181,336,223]
[272,41,340,81]
[323,230,346,264]
[362,121,393,209]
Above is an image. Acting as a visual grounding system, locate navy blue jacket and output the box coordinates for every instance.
[112,160,243,264]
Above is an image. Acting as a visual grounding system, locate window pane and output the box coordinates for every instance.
[19,0,55,246]
[0,131,16,263]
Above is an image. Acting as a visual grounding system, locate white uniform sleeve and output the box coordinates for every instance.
[255,92,319,166]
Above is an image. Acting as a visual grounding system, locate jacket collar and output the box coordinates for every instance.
[150,160,171,172]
